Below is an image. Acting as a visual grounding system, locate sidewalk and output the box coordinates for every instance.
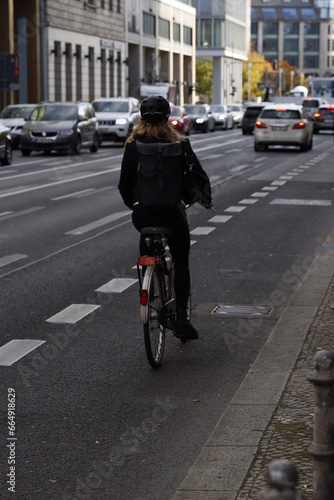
[173,229,334,499]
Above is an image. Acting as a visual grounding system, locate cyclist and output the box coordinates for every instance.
[118,96,213,340]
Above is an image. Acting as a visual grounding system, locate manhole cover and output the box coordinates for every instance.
[211,304,272,317]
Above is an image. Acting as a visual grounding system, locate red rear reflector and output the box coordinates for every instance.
[292,122,306,129]
[140,289,148,305]
[138,256,155,266]
[256,120,267,129]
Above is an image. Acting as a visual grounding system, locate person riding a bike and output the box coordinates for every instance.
[118,96,213,340]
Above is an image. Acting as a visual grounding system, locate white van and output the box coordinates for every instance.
[91,97,140,144]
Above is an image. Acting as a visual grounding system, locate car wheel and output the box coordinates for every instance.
[254,142,266,152]
[71,136,81,155]
[308,138,313,150]
[21,148,31,156]
[90,133,99,153]
[0,140,12,166]
[313,129,319,134]
[210,122,215,132]
[242,129,246,135]
[300,142,308,152]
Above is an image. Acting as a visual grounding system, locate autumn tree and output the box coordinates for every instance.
[196,60,213,102]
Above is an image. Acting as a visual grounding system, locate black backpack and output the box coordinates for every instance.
[135,141,183,209]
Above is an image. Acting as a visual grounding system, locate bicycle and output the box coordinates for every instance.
[136,226,191,368]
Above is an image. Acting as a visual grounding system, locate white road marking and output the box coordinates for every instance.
[0,339,45,366]
[202,154,223,160]
[239,198,258,204]
[287,172,299,176]
[208,215,233,223]
[253,157,268,163]
[65,211,131,235]
[0,207,44,221]
[251,192,269,197]
[0,211,14,217]
[224,206,246,213]
[46,304,100,324]
[230,164,249,173]
[0,169,18,175]
[262,186,278,191]
[190,240,197,245]
[95,278,138,293]
[0,254,27,268]
[51,189,95,200]
[270,199,331,206]
[271,180,287,186]
[298,166,310,169]
[190,227,216,235]
[279,175,294,180]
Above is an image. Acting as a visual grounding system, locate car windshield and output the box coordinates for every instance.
[30,105,78,121]
[0,105,35,119]
[303,100,320,108]
[92,101,129,113]
[211,106,225,113]
[262,109,301,120]
[227,105,241,112]
[170,108,182,117]
[184,105,206,114]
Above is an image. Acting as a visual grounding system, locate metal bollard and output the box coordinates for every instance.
[259,459,306,499]
[307,349,334,500]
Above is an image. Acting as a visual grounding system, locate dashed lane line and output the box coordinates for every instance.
[270,199,331,207]
[224,206,246,213]
[251,192,269,197]
[46,304,100,324]
[208,215,232,223]
[238,199,258,204]
[65,211,131,235]
[0,254,27,268]
[95,278,138,294]
[0,207,44,221]
[0,340,46,367]
[190,227,216,236]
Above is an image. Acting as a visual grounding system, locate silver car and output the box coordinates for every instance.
[211,104,234,130]
[226,103,244,128]
[0,104,37,148]
[254,103,313,152]
[92,97,140,144]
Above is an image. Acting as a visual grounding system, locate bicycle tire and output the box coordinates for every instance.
[144,265,166,368]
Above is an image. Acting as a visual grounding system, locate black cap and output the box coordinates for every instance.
[140,96,170,123]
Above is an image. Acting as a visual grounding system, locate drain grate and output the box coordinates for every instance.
[211,304,272,317]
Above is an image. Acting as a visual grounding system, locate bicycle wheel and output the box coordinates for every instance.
[144,266,166,368]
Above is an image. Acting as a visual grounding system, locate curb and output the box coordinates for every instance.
[173,229,334,499]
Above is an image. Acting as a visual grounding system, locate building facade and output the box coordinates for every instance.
[0,0,196,106]
[251,0,334,78]
[193,0,251,104]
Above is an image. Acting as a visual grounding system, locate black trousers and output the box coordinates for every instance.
[132,204,190,309]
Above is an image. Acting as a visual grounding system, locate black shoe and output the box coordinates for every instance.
[175,308,199,340]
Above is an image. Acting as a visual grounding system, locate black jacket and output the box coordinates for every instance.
[118,137,212,209]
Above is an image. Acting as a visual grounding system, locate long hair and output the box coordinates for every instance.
[125,119,185,145]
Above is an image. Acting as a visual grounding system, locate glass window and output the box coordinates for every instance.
[283,23,299,35]
[301,9,316,19]
[332,40,334,51]
[251,7,256,20]
[263,39,278,51]
[199,19,211,47]
[262,8,277,19]
[332,56,334,66]
[283,9,298,20]
[304,23,319,35]
[214,20,224,47]
[263,22,278,35]
[304,55,319,67]
[158,18,170,39]
[304,39,319,51]
[284,55,299,66]
[143,12,155,36]
[284,39,299,51]
[184,26,193,46]
[251,22,258,36]
[173,23,180,42]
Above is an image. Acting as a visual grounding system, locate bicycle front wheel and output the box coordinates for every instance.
[144,266,166,368]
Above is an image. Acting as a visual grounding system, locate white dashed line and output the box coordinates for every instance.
[46,304,100,324]
[65,211,131,235]
[190,227,216,235]
[262,187,278,191]
[251,192,269,197]
[270,199,331,206]
[224,206,246,213]
[279,176,294,180]
[230,164,249,173]
[95,278,138,293]
[238,199,258,204]
[208,215,233,223]
[0,254,27,268]
[0,339,46,366]
[52,189,96,200]
[271,180,287,186]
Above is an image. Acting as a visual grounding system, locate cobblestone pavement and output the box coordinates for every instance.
[237,276,334,499]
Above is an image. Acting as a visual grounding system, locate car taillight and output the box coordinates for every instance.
[314,113,322,119]
[292,122,306,129]
[138,256,155,266]
[256,120,267,129]
[140,289,148,306]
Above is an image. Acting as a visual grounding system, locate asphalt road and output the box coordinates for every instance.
[1,128,334,499]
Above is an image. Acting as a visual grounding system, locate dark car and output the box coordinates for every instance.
[241,104,266,135]
[0,104,37,148]
[302,97,327,122]
[0,122,13,166]
[20,102,99,155]
[313,105,334,133]
[168,106,191,135]
[183,104,215,133]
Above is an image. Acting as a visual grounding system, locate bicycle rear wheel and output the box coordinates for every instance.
[144,266,166,368]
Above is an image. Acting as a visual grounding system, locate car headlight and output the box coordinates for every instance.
[219,114,224,120]
[58,129,73,137]
[116,118,127,125]
[171,120,178,126]
[196,118,204,123]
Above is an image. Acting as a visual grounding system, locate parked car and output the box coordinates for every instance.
[302,97,327,122]
[0,122,13,165]
[183,104,215,133]
[312,104,334,133]
[241,103,266,134]
[20,102,99,155]
[0,104,37,148]
[92,97,140,144]
[254,103,313,152]
[168,106,191,135]
[226,103,244,127]
[211,104,234,130]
